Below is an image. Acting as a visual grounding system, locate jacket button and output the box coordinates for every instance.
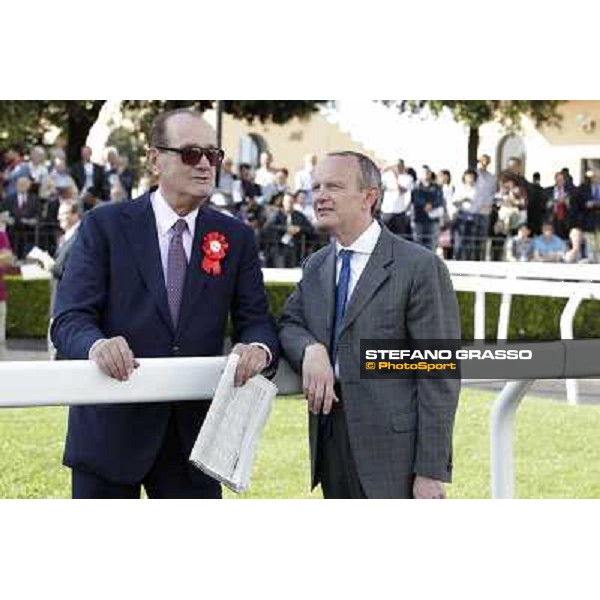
[172,345,180,355]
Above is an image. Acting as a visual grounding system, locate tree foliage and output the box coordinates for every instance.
[0,100,325,164]
[0,100,105,164]
[392,100,564,129]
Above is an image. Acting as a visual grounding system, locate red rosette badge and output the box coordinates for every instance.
[201,231,229,275]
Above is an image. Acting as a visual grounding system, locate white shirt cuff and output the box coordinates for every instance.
[249,342,273,367]
[88,338,107,359]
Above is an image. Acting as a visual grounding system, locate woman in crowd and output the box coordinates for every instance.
[0,210,16,345]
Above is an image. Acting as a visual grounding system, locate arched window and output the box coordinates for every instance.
[238,133,267,168]
[496,134,526,174]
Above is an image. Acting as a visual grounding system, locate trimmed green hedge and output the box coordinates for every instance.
[5,276,51,338]
[456,292,600,340]
[4,276,600,340]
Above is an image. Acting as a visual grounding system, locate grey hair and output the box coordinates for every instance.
[327,150,382,214]
[31,145,46,159]
[149,108,203,148]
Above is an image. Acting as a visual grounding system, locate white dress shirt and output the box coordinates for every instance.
[152,187,198,283]
[62,221,81,245]
[335,219,382,295]
[333,219,382,376]
[153,189,271,364]
[83,162,94,191]
[381,171,413,215]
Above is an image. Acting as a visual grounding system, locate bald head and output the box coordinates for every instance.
[150,108,215,149]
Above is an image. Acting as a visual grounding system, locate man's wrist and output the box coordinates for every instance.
[305,342,326,355]
[88,338,107,359]
[249,342,272,367]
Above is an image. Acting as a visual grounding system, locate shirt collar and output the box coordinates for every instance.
[336,219,381,256]
[152,187,199,237]
[63,221,80,242]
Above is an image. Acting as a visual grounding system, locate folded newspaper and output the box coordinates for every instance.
[189,353,277,493]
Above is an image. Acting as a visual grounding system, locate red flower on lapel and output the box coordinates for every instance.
[201,231,229,275]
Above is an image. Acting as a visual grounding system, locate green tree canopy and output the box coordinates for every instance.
[0,100,325,165]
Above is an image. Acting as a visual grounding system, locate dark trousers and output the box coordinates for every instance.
[72,413,222,499]
[316,395,366,499]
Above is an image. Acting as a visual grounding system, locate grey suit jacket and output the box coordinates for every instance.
[278,225,461,498]
[51,232,78,282]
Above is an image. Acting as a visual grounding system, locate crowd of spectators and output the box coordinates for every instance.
[1,141,599,269]
[0,143,134,260]
[210,152,323,266]
[1,139,599,346]
[379,154,600,264]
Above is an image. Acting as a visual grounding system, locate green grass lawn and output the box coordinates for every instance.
[1,389,600,499]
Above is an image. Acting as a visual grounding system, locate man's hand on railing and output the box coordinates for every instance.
[90,337,139,382]
[231,343,269,387]
[413,476,446,499]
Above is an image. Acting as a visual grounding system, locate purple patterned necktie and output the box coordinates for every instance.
[167,218,188,327]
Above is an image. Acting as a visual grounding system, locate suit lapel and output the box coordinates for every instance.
[338,227,394,337]
[318,244,336,338]
[175,203,217,335]
[121,193,173,333]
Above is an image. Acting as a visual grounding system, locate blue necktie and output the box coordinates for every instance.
[330,249,353,363]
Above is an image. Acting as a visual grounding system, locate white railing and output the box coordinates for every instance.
[445,261,600,406]
[0,355,302,408]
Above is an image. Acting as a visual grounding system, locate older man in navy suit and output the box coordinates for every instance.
[51,109,279,499]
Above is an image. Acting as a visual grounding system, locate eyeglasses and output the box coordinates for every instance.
[154,146,225,167]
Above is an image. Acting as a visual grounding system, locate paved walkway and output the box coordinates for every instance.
[2,339,600,405]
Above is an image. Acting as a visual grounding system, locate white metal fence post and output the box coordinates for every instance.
[475,291,486,339]
[560,293,584,406]
[490,379,534,499]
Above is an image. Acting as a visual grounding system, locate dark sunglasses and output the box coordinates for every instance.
[155,145,225,167]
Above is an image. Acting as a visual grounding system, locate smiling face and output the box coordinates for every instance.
[148,113,217,214]
[312,155,376,245]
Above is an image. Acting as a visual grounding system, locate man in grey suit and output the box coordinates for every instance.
[279,151,460,499]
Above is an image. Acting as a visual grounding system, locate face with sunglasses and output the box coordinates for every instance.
[149,113,224,214]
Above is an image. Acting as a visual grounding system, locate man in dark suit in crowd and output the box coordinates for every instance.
[262,192,314,267]
[506,156,546,235]
[6,176,39,258]
[48,200,81,312]
[51,108,279,499]
[279,151,460,499]
[70,146,104,197]
[544,171,575,239]
[573,168,600,254]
